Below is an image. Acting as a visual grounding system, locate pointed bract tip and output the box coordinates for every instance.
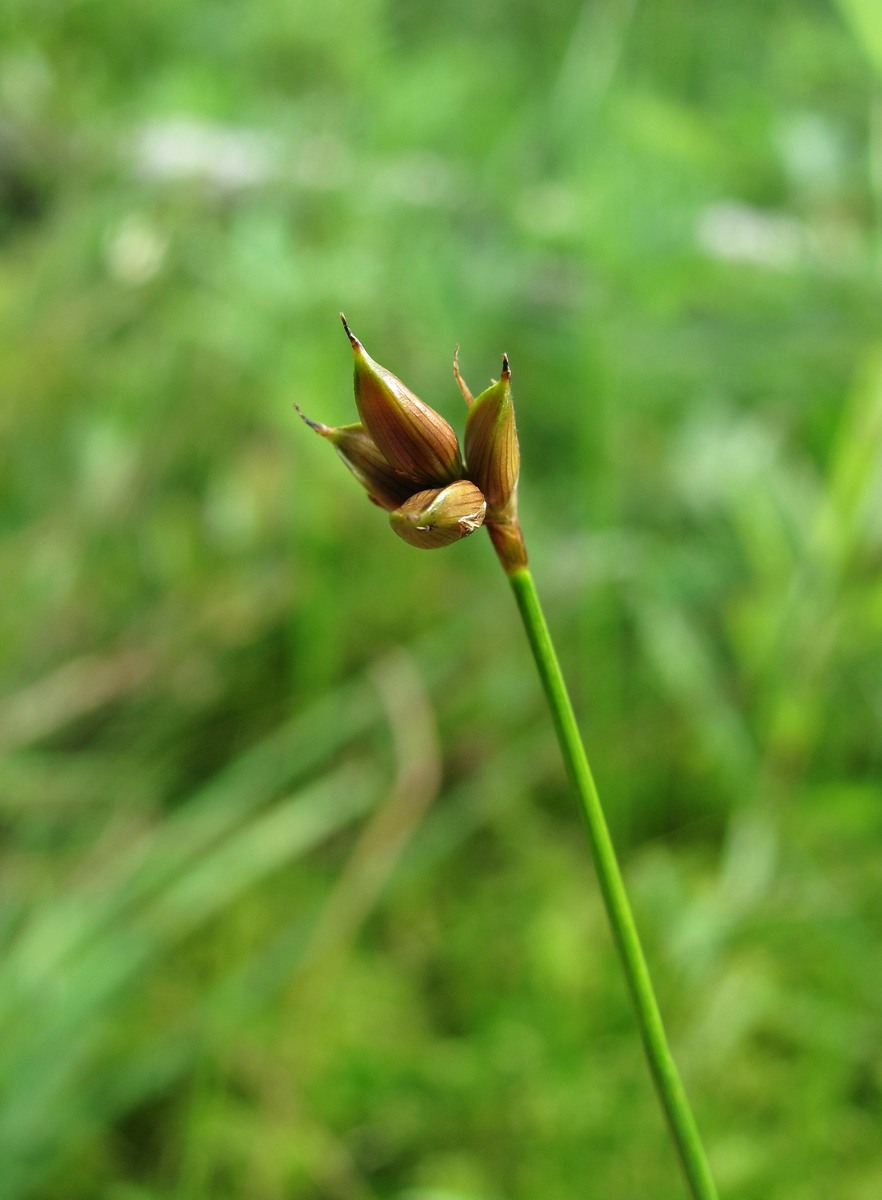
[293,402,329,435]
[501,353,511,379]
[340,312,360,348]
[452,343,474,407]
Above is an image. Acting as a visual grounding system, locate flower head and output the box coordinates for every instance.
[297,316,527,570]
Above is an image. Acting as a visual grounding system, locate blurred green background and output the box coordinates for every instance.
[2,1,882,1197]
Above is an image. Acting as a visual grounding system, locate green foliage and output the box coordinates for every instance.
[2,1,882,1197]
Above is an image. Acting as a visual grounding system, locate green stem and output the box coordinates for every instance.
[508,565,718,1200]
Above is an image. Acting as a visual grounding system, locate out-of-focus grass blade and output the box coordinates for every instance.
[836,0,882,74]
[0,675,380,988]
[0,761,378,1200]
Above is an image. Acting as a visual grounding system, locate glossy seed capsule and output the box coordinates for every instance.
[389,480,487,549]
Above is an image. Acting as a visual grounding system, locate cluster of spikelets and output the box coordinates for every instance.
[297,316,526,571]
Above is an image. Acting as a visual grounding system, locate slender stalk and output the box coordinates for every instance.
[507,564,719,1200]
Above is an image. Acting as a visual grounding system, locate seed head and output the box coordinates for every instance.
[296,317,527,570]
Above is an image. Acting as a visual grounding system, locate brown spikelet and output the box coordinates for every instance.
[343,316,464,485]
[463,355,520,521]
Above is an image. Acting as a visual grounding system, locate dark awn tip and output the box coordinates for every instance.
[501,353,510,379]
[340,312,359,347]
[293,402,325,433]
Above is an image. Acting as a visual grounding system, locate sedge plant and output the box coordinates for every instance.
[297,316,719,1200]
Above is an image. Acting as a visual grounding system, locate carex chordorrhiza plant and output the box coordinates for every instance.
[297,315,719,1200]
